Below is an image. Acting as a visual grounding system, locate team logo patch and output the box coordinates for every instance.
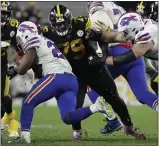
[77,30,84,37]
[10,31,15,37]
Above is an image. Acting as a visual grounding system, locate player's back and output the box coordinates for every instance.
[102,2,126,29]
[143,19,158,60]
[23,35,73,76]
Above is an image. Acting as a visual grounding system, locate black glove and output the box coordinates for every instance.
[7,66,17,79]
[85,28,102,41]
[88,55,106,66]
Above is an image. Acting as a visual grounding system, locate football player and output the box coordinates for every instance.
[86,1,158,135]
[42,4,146,140]
[7,21,106,143]
[1,1,20,139]
[136,1,158,95]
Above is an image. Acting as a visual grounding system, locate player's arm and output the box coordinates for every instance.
[94,20,128,43]
[105,42,153,65]
[14,49,36,75]
[105,30,154,65]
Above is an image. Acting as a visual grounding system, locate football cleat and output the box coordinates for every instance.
[123,125,147,140]
[8,132,31,144]
[72,129,82,140]
[95,97,106,112]
[100,119,123,135]
[8,119,20,139]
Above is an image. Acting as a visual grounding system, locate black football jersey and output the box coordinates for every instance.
[42,16,94,78]
[1,18,19,68]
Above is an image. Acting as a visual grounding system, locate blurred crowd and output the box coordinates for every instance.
[11,2,43,24]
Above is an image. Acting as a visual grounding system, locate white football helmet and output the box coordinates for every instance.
[117,12,145,41]
[16,21,39,48]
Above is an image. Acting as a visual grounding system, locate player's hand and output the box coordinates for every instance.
[85,28,102,41]
[1,41,10,53]
[88,55,106,66]
[94,20,111,32]
[7,66,17,79]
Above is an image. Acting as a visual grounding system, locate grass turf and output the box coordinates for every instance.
[2,106,158,146]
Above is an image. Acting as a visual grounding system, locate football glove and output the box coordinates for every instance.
[88,55,106,66]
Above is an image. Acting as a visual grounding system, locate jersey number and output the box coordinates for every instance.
[59,39,85,59]
[47,41,65,59]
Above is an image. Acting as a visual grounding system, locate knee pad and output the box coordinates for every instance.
[63,113,71,125]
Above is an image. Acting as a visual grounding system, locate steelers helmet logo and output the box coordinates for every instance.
[77,30,84,37]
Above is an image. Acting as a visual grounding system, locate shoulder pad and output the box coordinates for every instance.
[73,16,86,23]
[135,30,152,44]
[9,18,19,28]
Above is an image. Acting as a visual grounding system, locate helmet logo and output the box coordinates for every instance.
[77,30,84,37]
[10,31,15,38]
[19,24,35,33]
[120,15,138,26]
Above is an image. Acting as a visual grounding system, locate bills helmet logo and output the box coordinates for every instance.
[18,24,35,33]
[120,15,138,26]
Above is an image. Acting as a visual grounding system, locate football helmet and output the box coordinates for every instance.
[48,5,73,36]
[137,1,158,22]
[1,1,12,26]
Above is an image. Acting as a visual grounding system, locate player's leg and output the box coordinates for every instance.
[18,73,105,143]
[18,74,57,143]
[71,82,87,139]
[88,65,146,140]
[123,58,158,111]
[87,86,122,135]
[144,58,158,95]
[150,72,158,96]
[56,73,105,125]
[1,67,20,138]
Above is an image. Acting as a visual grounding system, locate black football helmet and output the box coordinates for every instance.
[48,5,73,36]
[1,1,12,26]
[137,1,158,22]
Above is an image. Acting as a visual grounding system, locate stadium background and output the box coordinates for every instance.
[9,1,154,106]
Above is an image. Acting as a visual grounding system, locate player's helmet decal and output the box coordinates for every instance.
[120,15,138,26]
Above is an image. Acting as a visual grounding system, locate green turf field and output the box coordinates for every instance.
[2,106,158,146]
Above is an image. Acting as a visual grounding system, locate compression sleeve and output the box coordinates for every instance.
[113,49,137,65]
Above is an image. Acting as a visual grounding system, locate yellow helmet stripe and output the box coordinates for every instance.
[56,5,61,18]
[139,1,143,11]
[1,1,7,7]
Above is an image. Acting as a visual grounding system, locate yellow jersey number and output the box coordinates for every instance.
[59,39,85,59]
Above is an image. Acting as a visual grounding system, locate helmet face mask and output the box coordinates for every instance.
[1,1,12,27]
[49,5,73,36]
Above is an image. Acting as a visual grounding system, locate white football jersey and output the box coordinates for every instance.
[143,19,158,60]
[102,2,126,29]
[88,2,125,29]
[22,35,73,76]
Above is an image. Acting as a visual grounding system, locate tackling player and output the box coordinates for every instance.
[42,4,146,140]
[1,1,20,139]
[86,1,158,135]
[7,21,106,143]
[136,1,158,95]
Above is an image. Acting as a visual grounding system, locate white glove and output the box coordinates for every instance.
[27,69,35,84]
[1,41,10,48]
[135,30,152,44]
